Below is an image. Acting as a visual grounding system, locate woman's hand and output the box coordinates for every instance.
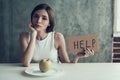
[72,48,94,63]
[77,48,94,58]
[28,23,37,38]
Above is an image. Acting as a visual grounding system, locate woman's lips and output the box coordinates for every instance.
[34,24,41,27]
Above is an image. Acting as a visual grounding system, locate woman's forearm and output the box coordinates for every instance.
[22,37,36,67]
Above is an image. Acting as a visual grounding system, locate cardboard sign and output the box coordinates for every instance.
[66,35,99,54]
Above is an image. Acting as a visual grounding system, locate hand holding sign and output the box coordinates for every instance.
[72,47,95,63]
[66,35,99,54]
[76,48,94,58]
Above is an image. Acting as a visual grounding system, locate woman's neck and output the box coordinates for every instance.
[36,31,48,40]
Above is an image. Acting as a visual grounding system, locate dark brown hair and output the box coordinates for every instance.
[31,4,55,32]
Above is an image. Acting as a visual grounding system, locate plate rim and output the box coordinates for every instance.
[25,66,61,76]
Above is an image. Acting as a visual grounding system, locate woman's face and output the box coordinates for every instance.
[32,9,50,32]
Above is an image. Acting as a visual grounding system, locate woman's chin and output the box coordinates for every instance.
[35,28,41,31]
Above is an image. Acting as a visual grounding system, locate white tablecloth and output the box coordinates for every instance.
[0,63,120,80]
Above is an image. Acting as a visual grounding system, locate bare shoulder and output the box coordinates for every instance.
[19,32,29,42]
[20,32,28,38]
[54,32,65,48]
[54,32,64,40]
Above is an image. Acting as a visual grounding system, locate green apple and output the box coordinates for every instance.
[39,58,52,72]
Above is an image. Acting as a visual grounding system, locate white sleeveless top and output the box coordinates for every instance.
[28,32,58,63]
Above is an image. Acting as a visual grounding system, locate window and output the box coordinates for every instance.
[113,0,120,36]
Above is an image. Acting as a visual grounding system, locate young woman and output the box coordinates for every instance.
[20,4,94,67]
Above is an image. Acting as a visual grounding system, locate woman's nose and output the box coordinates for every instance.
[38,17,42,23]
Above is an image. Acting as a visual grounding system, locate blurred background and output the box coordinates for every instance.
[0,0,113,63]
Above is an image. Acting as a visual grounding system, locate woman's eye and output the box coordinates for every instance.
[42,17,47,20]
[33,14,39,18]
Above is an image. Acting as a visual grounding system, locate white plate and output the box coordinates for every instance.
[25,66,62,76]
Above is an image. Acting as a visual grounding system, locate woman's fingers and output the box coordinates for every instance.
[91,49,94,55]
[28,23,35,31]
[77,48,95,58]
[84,48,94,57]
[28,23,37,38]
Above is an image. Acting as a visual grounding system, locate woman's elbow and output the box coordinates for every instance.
[21,60,30,67]
[23,62,30,67]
